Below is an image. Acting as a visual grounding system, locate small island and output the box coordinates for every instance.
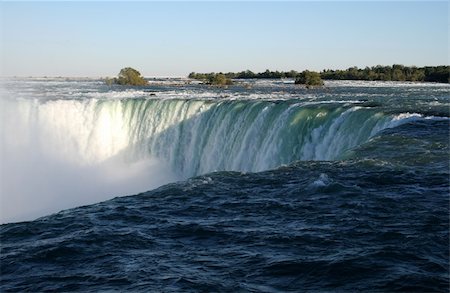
[294,70,324,88]
[189,70,324,88]
[188,72,233,86]
[106,67,148,86]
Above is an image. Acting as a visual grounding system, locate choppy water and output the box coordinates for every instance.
[1,78,449,291]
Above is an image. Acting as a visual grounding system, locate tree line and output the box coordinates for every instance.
[321,65,449,83]
[189,65,449,83]
[189,69,298,80]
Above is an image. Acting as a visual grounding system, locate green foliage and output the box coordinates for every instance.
[423,66,450,83]
[189,69,296,80]
[113,67,148,86]
[189,72,232,85]
[188,72,212,80]
[295,71,324,87]
[320,65,449,83]
[209,73,233,86]
[189,65,449,84]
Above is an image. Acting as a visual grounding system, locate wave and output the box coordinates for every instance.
[2,158,448,291]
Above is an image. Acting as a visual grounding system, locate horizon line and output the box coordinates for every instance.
[1,64,448,79]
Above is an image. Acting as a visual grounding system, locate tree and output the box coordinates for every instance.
[208,73,233,86]
[114,67,148,86]
[295,70,324,88]
[188,72,233,85]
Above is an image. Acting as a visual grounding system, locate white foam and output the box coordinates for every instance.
[311,173,331,187]
[83,90,147,99]
[0,98,179,223]
[392,112,422,120]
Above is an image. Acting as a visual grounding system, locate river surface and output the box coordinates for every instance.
[1,78,449,291]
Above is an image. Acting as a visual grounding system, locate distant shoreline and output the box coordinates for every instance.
[189,65,449,84]
[2,64,449,84]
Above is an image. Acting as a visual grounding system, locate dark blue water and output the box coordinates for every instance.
[1,79,449,291]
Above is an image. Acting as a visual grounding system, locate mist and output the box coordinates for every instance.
[0,97,177,224]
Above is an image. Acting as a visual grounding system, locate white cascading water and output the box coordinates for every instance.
[0,97,416,223]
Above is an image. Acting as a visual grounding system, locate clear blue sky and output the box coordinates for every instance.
[0,1,448,77]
